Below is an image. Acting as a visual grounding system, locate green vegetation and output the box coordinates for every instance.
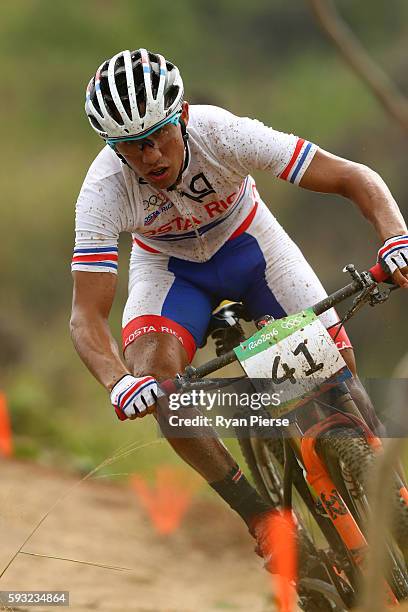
[1,1,407,476]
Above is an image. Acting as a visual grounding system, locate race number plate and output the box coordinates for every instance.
[234,308,351,415]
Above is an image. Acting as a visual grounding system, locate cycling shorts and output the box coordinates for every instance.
[122,205,351,361]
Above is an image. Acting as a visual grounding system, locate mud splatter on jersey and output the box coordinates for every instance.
[72,105,317,273]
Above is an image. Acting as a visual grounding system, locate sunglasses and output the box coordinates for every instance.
[106,111,182,150]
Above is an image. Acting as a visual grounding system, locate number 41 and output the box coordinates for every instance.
[271,341,324,385]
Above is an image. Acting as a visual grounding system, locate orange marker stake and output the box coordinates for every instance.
[0,392,12,457]
[269,510,297,612]
[131,466,200,535]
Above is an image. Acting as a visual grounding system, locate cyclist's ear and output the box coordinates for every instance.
[181,101,189,126]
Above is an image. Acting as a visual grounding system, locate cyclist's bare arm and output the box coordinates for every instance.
[300,148,408,287]
[70,271,129,392]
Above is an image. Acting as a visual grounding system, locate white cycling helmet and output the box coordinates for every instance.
[85,48,184,142]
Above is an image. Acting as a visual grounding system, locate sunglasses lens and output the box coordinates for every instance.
[106,111,181,148]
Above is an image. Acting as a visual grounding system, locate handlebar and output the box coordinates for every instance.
[158,261,397,388]
[369,262,390,283]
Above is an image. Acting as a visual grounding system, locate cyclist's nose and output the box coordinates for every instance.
[142,143,162,165]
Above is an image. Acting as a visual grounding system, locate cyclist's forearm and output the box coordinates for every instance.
[70,313,129,391]
[343,164,407,242]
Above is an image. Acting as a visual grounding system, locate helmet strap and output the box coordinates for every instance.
[180,118,189,142]
[166,119,189,191]
[113,151,130,168]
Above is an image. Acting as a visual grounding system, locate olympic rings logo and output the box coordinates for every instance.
[280,317,303,330]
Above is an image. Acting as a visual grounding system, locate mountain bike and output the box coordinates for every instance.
[158,261,408,611]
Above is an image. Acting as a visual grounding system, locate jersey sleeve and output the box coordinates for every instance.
[198,106,318,185]
[72,149,128,274]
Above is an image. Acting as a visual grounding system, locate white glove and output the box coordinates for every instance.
[378,234,408,274]
[111,374,158,420]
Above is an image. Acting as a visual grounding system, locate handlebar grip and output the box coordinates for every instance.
[158,378,178,397]
[369,262,390,283]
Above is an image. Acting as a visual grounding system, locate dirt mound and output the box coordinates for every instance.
[0,459,273,611]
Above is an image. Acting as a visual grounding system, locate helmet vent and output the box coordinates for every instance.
[86,48,184,139]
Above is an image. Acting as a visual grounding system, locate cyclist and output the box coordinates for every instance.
[70,48,408,568]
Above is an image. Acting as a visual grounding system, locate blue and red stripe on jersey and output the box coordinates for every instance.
[71,246,118,271]
[138,178,250,243]
[279,138,313,184]
[134,200,258,254]
[134,178,254,253]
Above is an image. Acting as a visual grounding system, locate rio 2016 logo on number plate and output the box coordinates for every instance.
[234,308,351,416]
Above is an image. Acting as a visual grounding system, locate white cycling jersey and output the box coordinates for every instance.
[72,104,317,272]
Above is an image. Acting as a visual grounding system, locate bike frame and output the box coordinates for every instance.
[159,261,406,605]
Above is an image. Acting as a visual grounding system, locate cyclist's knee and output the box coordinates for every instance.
[340,348,357,377]
[124,332,190,381]
[124,333,191,425]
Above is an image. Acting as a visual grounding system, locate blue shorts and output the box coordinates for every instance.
[123,208,351,360]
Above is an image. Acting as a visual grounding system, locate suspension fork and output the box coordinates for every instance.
[300,434,399,605]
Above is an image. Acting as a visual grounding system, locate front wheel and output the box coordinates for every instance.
[318,427,408,600]
[238,434,352,611]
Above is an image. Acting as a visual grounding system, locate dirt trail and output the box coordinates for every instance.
[0,459,273,612]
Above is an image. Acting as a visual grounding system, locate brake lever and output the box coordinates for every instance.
[343,263,394,308]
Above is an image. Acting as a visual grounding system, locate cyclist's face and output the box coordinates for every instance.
[116,103,189,189]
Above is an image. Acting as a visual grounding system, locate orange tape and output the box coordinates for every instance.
[0,392,12,457]
[130,466,201,535]
[269,510,297,612]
